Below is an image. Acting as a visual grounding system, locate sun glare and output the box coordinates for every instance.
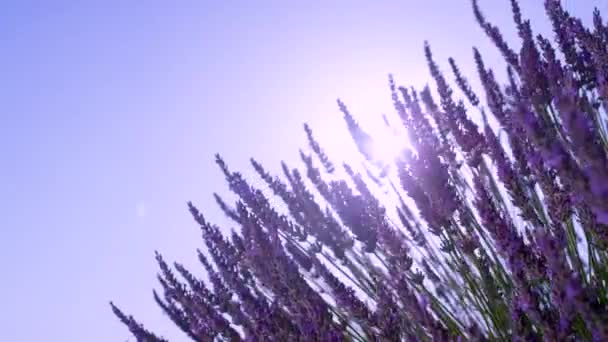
[368,128,410,165]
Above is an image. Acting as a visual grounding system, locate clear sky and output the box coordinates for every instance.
[0,1,603,341]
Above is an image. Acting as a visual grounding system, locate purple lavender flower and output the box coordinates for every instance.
[110,302,169,342]
[448,57,480,107]
[472,0,521,72]
[113,2,608,341]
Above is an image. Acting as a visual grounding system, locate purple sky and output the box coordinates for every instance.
[0,1,602,340]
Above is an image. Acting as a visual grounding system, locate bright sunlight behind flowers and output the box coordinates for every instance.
[113,1,608,340]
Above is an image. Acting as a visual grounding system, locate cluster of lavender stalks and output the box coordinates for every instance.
[112,1,608,340]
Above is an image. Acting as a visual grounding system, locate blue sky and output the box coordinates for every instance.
[0,1,603,340]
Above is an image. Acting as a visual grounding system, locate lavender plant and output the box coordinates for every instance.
[112,1,608,340]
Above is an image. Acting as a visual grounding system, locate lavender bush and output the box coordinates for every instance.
[111,1,608,340]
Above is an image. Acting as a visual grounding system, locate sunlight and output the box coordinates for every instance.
[368,130,410,165]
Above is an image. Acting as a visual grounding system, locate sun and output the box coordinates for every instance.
[356,116,411,167]
[369,130,409,165]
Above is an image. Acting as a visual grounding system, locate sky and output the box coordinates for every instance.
[0,0,604,341]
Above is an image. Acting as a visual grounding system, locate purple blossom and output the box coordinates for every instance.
[113,2,608,340]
